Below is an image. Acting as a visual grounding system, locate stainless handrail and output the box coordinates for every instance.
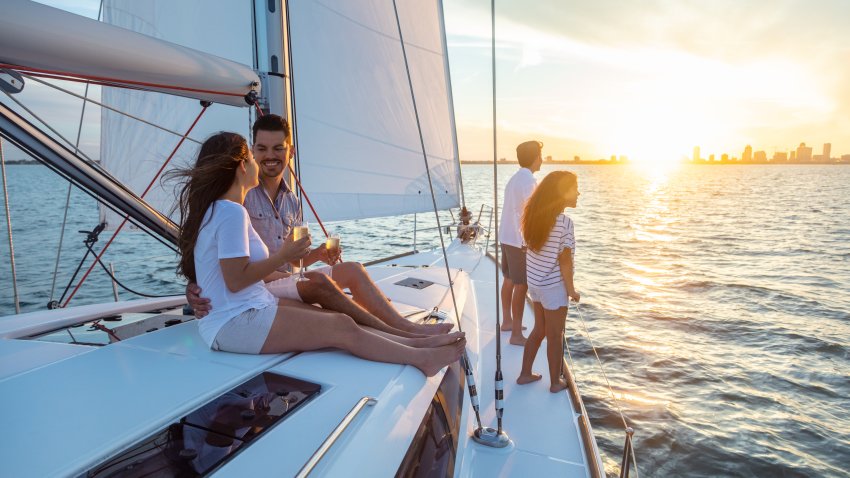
[295,396,377,478]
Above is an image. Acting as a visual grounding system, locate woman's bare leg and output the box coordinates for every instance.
[332,262,453,335]
[544,306,569,392]
[517,301,545,385]
[260,300,465,377]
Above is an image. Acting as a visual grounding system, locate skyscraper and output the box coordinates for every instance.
[796,143,812,162]
[693,146,700,162]
[742,145,753,162]
[823,143,831,161]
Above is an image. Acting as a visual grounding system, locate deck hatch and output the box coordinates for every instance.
[394,277,435,289]
[88,372,320,477]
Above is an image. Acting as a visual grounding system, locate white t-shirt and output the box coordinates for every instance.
[526,213,575,288]
[499,168,537,248]
[194,200,277,346]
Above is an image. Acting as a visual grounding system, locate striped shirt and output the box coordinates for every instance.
[526,213,575,288]
[243,181,302,273]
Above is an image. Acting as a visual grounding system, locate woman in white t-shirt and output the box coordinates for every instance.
[171,133,464,377]
[516,171,581,393]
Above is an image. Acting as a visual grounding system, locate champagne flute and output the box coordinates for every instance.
[293,220,310,281]
[326,233,340,265]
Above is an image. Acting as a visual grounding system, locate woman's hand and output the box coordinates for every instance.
[568,288,581,303]
[276,233,311,264]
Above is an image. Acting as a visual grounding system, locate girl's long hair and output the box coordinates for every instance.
[165,132,250,282]
[521,171,577,252]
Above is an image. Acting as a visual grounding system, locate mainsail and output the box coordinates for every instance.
[288,0,462,221]
[99,0,257,228]
[98,0,460,225]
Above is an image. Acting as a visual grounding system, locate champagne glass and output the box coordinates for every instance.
[326,233,340,265]
[293,220,310,281]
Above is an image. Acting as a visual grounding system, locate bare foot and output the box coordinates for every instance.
[416,339,466,377]
[550,378,568,393]
[509,334,527,346]
[411,331,465,348]
[516,372,542,385]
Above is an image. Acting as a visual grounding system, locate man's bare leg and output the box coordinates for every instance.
[509,284,528,345]
[500,276,514,331]
[297,271,425,339]
[331,262,453,335]
[261,300,464,377]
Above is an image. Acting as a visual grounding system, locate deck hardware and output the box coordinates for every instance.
[296,396,377,477]
[394,277,434,289]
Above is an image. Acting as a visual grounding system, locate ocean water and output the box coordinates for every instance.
[1,163,849,477]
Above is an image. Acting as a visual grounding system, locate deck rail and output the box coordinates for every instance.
[295,396,377,478]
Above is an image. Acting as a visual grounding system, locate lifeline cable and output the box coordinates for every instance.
[573,302,640,477]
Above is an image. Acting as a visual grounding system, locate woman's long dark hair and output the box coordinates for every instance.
[522,171,577,252]
[166,132,250,282]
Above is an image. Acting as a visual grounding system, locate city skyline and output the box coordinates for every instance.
[444,1,850,166]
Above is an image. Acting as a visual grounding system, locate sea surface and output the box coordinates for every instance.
[1,163,849,477]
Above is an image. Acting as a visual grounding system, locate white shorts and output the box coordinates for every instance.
[212,305,278,354]
[528,284,569,311]
[265,265,333,301]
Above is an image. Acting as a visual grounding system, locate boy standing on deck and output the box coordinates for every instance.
[499,140,543,345]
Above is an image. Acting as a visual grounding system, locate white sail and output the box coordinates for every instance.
[288,0,462,222]
[0,0,259,107]
[98,0,256,228]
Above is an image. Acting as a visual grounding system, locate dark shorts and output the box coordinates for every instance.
[500,244,527,286]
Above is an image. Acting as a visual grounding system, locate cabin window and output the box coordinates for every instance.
[395,360,465,478]
[87,372,320,477]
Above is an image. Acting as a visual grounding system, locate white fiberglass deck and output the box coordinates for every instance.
[0,241,599,477]
[388,242,601,477]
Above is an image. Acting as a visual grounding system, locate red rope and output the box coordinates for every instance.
[254,108,329,238]
[1,63,249,99]
[62,106,209,308]
[90,320,122,342]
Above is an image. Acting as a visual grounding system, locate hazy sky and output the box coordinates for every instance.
[10,0,850,164]
[444,0,850,162]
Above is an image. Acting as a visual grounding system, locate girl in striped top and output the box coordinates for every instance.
[517,171,581,393]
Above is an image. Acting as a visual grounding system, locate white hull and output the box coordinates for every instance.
[0,241,601,477]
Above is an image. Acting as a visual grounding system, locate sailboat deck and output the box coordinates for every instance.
[387,244,599,477]
[0,242,599,477]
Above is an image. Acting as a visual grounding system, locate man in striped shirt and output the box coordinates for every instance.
[499,140,543,345]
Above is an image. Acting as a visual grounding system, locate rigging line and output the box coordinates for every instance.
[282,0,305,229]
[49,6,102,302]
[390,0,483,430]
[490,0,506,434]
[570,303,640,477]
[24,74,203,146]
[2,91,98,165]
[390,0,463,332]
[572,301,634,433]
[0,138,21,313]
[83,240,177,299]
[61,105,209,308]
[0,62,252,99]
[435,0,464,209]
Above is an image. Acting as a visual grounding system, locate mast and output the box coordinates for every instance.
[254,0,297,195]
